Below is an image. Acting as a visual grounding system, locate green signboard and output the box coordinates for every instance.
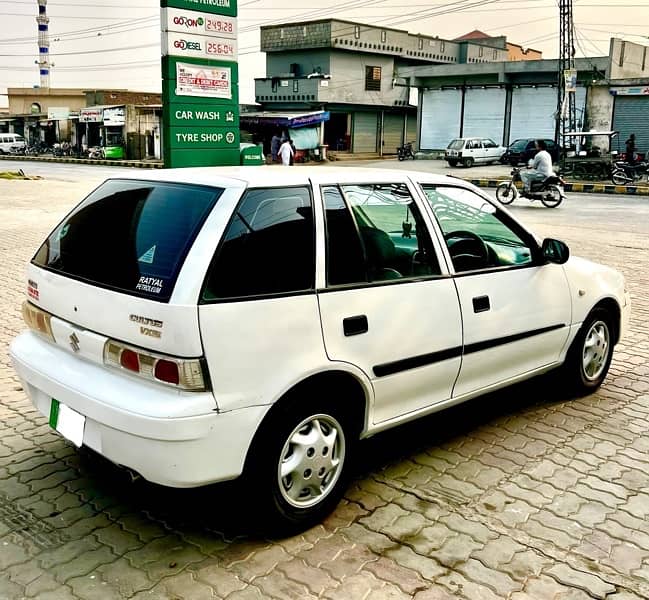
[165,147,241,168]
[161,0,239,168]
[161,0,237,17]
[164,103,239,127]
[167,125,239,149]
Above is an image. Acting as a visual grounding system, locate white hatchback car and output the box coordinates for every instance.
[11,167,630,532]
[445,137,506,168]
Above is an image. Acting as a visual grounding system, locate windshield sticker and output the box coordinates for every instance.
[58,224,70,240]
[136,276,163,295]
[138,245,156,264]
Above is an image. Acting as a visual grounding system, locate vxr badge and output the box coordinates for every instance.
[69,332,80,353]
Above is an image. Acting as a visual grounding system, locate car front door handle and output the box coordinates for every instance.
[472,295,490,313]
[343,315,368,336]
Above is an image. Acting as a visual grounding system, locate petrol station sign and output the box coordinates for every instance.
[160,0,239,167]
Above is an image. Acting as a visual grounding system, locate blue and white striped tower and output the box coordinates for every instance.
[36,0,50,87]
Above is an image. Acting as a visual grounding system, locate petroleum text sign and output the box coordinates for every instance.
[163,7,236,39]
[162,0,236,17]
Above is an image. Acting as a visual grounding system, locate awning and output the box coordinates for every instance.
[240,110,330,129]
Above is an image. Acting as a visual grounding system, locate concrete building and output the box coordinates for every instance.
[253,19,510,155]
[455,31,542,62]
[398,38,649,153]
[3,88,162,159]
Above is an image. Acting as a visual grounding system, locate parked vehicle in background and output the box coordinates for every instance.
[0,133,26,154]
[397,141,415,161]
[501,138,560,166]
[445,137,506,167]
[11,166,630,533]
[611,159,649,185]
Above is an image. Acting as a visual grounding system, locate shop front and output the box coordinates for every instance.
[78,105,126,158]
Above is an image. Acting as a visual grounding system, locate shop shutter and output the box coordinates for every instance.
[382,113,404,154]
[352,112,378,153]
[612,96,649,156]
[509,86,587,144]
[406,113,417,147]
[462,88,506,144]
[420,89,462,150]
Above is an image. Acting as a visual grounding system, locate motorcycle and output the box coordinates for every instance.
[496,167,566,208]
[610,160,649,185]
[397,141,415,161]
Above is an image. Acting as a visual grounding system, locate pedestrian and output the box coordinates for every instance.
[279,137,294,166]
[625,133,637,164]
[270,132,281,163]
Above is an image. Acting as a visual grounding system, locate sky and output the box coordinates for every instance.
[1,0,648,109]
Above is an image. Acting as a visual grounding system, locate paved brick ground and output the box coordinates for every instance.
[1,178,648,599]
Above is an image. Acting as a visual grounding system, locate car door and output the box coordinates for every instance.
[419,184,572,398]
[467,139,482,163]
[482,138,501,162]
[313,177,463,426]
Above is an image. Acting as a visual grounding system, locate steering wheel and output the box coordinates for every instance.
[444,230,490,271]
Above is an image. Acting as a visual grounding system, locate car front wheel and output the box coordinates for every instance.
[244,395,356,535]
[562,308,615,395]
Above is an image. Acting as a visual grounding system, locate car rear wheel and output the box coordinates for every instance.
[561,308,615,395]
[243,393,356,535]
[462,157,474,168]
[447,160,458,167]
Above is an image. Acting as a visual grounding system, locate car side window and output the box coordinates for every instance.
[322,183,440,285]
[421,185,534,273]
[202,186,315,300]
[468,140,480,149]
[483,139,497,148]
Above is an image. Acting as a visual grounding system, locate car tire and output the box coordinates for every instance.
[243,392,357,535]
[561,308,615,396]
[447,160,458,167]
[509,159,518,167]
[462,157,474,168]
[496,182,517,204]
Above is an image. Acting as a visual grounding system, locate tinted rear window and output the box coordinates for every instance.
[33,179,222,302]
[448,139,464,150]
[509,139,528,150]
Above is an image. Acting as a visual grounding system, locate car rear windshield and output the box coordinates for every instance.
[448,139,464,150]
[33,179,223,302]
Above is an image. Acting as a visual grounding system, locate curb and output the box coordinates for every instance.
[468,178,649,196]
[0,155,163,169]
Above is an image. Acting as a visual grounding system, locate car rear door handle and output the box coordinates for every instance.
[472,295,490,313]
[343,315,368,336]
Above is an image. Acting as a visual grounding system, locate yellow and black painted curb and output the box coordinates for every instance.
[0,154,163,169]
[469,178,649,196]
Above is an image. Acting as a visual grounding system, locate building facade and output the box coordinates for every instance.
[399,38,649,153]
[254,19,510,154]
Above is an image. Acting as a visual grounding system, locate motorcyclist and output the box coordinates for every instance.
[520,139,553,193]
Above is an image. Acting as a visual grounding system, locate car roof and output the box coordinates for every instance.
[105,166,462,188]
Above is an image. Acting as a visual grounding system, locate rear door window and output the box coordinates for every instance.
[33,179,222,302]
[202,186,315,300]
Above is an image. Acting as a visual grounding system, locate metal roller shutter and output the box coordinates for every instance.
[509,86,586,144]
[420,89,462,150]
[463,88,506,144]
[406,113,417,147]
[613,96,649,156]
[382,113,404,155]
[352,112,378,153]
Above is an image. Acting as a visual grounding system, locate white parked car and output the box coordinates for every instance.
[11,167,630,533]
[445,137,506,168]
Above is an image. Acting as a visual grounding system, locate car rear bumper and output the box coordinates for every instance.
[10,331,267,487]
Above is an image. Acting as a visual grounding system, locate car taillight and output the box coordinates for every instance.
[22,301,55,342]
[104,340,207,391]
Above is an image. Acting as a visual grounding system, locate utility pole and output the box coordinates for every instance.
[556,0,577,153]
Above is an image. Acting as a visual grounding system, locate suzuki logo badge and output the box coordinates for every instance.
[69,332,80,353]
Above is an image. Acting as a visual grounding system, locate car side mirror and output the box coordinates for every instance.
[541,238,569,264]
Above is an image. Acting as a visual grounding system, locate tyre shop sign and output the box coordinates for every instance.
[175,61,232,99]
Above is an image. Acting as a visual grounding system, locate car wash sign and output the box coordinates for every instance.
[161,0,239,167]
